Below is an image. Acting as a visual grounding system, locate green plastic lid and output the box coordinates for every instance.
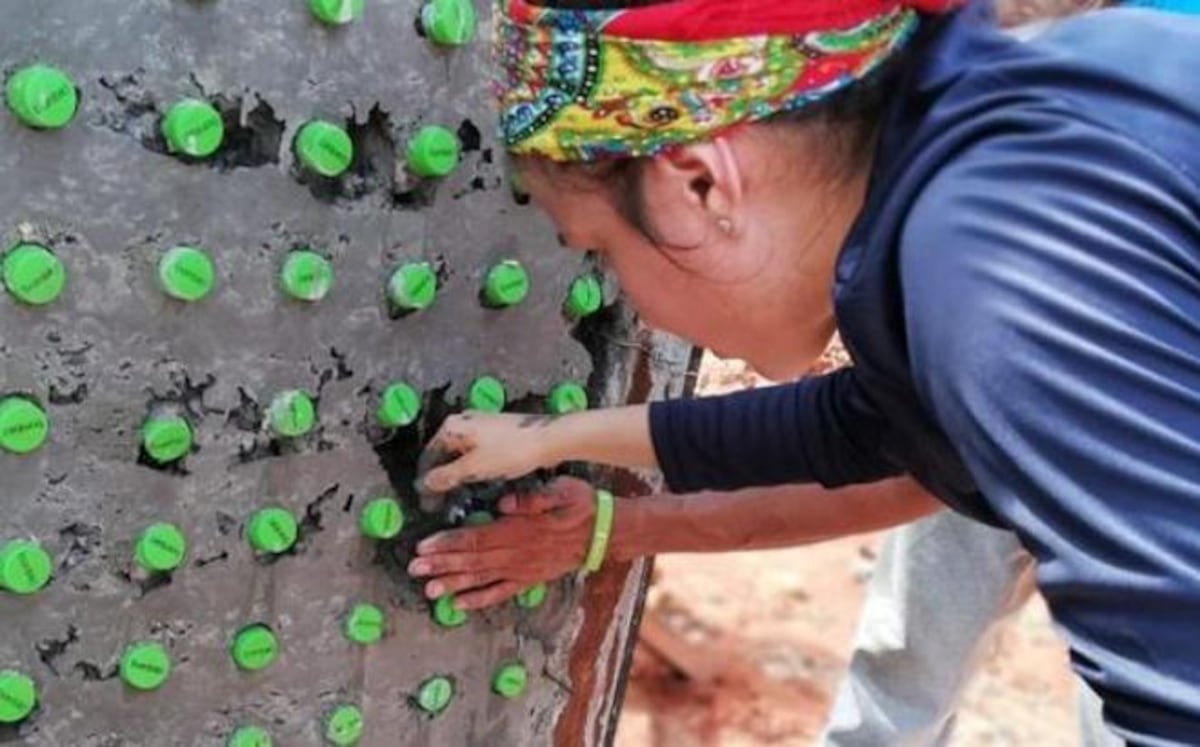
[246,507,299,555]
[547,382,588,415]
[406,126,460,179]
[230,625,279,672]
[421,0,477,46]
[162,99,225,158]
[463,511,493,527]
[134,522,188,573]
[359,497,404,540]
[386,262,437,311]
[515,582,547,610]
[0,397,49,455]
[466,376,506,413]
[5,65,78,129]
[158,246,215,302]
[492,662,528,699]
[2,243,66,306]
[310,0,365,25]
[227,725,273,747]
[141,415,193,464]
[0,670,37,724]
[483,260,530,307]
[324,704,364,746]
[295,120,354,178]
[0,540,52,595]
[119,641,172,691]
[267,390,316,438]
[343,602,385,645]
[432,594,467,628]
[565,274,603,319]
[280,250,333,302]
[377,382,420,429]
[416,676,454,714]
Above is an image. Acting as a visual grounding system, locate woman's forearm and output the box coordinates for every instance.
[608,475,939,562]
[542,405,658,470]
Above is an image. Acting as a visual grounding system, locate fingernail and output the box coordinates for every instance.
[428,582,443,597]
[409,560,429,575]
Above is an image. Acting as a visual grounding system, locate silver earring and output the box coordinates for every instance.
[717,218,733,235]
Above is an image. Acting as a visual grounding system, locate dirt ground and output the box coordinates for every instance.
[613,353,1078,747]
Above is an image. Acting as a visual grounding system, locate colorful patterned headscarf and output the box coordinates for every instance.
[495,0,957,162]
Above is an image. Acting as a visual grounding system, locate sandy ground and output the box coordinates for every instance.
[613,353,1078,747]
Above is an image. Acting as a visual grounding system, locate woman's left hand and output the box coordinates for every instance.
[407,477,597,610]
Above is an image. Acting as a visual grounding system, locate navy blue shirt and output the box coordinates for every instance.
[649,5,1200,744]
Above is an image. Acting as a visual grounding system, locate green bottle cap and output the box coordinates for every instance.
[547,382,588,415]
[466,376,506,413]
[280,251,334,302]
[158,246,215,302]
[227,725,273,747]
[406,126,460,179]
[119,641,172,691]
[565,274,603,319]
[377,382,420,428]
[324,704,364,746]
[295,120,354,178]
[0,541,52,595]
[359,497,404,540]
[2,243,66,306]
[492,662,528,699]
[141,415,193,464]
[5,65,78,129]
[416,676,454,714]
[431,594,468,628]
[343,603,386,645]
[0,397,49,455]
[420,0,477,46]
[267,390,316,438]
[463,511,493,527]
[483,260,530,307]
[0,670,36,724]
[230,625,279,672]
[515,582,547,610]
[386,262,437,311]
[310,0,365,25]
[134,522,188,573]
[246,507,299,555]
[161,99,225,158]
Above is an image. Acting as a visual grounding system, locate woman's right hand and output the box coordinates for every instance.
[419,412,564,493]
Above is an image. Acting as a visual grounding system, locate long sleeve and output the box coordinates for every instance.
[649,367,902,494]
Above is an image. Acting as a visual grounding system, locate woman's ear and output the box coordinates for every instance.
[638,137,745,248]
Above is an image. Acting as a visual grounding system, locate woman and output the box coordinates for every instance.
[408,0,1200,742]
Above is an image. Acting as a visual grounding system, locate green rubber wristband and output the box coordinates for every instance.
[547,382,588,415]
[416,676,454,714]
[141,415,193,463]
[0,540,52,595]
[310,0,364,25]
[267,390,316,438]
[0,670,37,724]
[246,507,299,555]
[230,624,279,672]
[377,382,420,428]
[466,376,506,413]
[324,704,363,746]
[162,99,225,158]
[227,725,273,747]
[515,582,547,610]
[583,489,614,573]
[279,250,334,302]
[406,126,460,178]
[420,0,477,46]
[492,662,528,699]
[482,260,530,307]
[134,522,188,573]
[3,243,66,306]
[359,497,404,540]
[0,397,50,455]
[119,641,172,691]
[158,246,216,302]
[564,274,603,319]
[386,261,438,311]
[431,594,467,628]
[295,120,354,177]
[343,602,386,645]
[5,65,78,129]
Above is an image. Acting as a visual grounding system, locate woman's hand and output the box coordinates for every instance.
[420,412,562,494]
[408,477,596,610]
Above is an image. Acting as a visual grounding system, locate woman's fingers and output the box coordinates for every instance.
[455,581,525,611]
[408,549,519,578]
[423,570,509,599]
